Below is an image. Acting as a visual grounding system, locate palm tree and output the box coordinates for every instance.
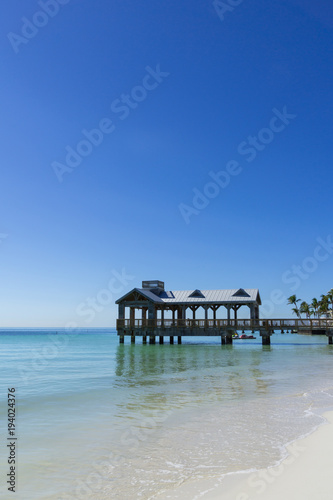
[291,307,301,318]
[327,289,333,316]
[319,294,329,317]
[311,298,319,318]
[287,295,301,317]
[300,301,311,318]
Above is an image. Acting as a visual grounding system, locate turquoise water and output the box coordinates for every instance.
[1,330,333,499]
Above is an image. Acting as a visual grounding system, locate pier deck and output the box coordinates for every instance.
[116,318,333,345]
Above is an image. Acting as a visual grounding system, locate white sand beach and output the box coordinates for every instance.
[158,411,333,500]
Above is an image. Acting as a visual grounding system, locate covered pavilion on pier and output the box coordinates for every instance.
[116,280,265,344]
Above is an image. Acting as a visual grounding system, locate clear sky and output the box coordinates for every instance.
[1,0,333,326]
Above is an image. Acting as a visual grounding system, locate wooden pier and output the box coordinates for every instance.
[117,318,333,345]
[115,281,333,346]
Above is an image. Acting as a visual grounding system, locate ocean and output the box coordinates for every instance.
[1,329,333,500]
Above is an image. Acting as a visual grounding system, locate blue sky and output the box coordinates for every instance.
[1,0,333,326]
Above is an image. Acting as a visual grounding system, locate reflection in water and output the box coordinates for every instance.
[114,342,276,417]
[249,349,273,395]
[116,343,239,382]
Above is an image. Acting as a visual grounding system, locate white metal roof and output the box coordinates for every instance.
[156,289,260,304]
[116,288,261,305]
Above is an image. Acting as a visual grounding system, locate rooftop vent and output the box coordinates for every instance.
[232,288,250,297]
[159,290,175,299]
[188,289,205,298]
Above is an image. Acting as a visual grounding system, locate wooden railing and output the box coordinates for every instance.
[116,318,333,330]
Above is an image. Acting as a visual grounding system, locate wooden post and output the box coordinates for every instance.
[211,305,219,327]
[118,304,125,339]
[130,307,135,327]
[118,303,125,320]
[204,306,208,328]
[170,336,174,344]
[142,307,147,327]
[131,333,135,344]
[148,303,155,322]
[329,336,333,345]
[190,306,199,320]
[254,304,259,320]
[178,336,182,344]
[148,302,156,338]
[143,335,147,344]
[159,336,164,344]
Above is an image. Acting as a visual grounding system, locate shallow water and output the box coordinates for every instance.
[1,330,333,499]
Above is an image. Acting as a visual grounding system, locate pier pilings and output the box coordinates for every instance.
[118,322,333,346]
[260,329,272,345]
[327,330,333,345]
[221,330,233,345]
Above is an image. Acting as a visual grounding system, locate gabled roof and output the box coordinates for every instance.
[116,288,261,305]
[115,288,164,304]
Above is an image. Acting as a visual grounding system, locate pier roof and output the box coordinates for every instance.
[116,286,261,306]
